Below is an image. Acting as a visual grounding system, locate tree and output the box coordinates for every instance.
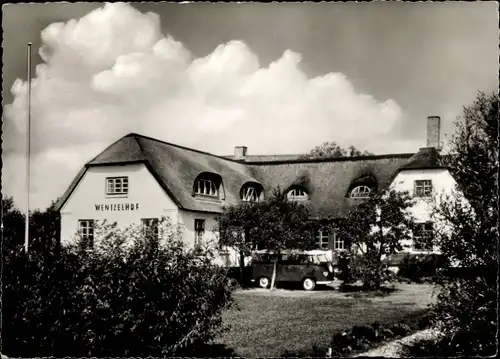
[1,196,25,258]
[302,141,374,159]
[217,187,316,290]
[1,197,61,258]
[216,202,259,284]
[424,91,498,356]
[336,190,415,289]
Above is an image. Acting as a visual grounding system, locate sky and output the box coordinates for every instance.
[2,1,498,211]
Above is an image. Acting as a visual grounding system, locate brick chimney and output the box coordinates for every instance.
[234,146,247,160]
[426,116,441,150]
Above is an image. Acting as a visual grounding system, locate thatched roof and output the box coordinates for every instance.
[224,154,305,162]
[245,154,413,218]
[55,133,260,213]
[399,147,445,171]
[55,133,445,218]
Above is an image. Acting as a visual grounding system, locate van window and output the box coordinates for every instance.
[252,253,276,263]
[280,254,309,264]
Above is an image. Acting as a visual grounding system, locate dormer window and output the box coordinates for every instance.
[241,182,264,202]
[195,178,218,197]
[287,187,308,201]
[347,173,378,199]
[193,172,224,200]
[350,185,372,199]
[242,187,258,202]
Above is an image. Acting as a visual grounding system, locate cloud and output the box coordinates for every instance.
[2,2,405,210]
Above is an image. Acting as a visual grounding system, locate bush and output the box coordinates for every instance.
[356,253,394,289]
[351,325,378,342]
[336,250,359,284]
[280,344,327,357]
[225,266,253,287]
[1,219,235,357]
[328,314,431,357]
[397,253,445,283]
[426,91,498,356]
[389,323,411,337]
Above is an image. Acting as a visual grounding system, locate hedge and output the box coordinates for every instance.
[1,220,235,357]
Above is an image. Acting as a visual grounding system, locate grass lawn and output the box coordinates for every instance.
[214,283,436,358]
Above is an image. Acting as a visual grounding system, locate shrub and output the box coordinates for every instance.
[225,266,253,287]
[336,190,416,290]
[330,330,355,356]
[380,328,394,340]
[329,316,429,357]
[1,219,235,357]
[280,344,327,357]
[336,250,359,284]
[389,323,411,337]
[397,253,445,283]
[426,92,498,356]
[352,325,377,342]
[355,253,394,289]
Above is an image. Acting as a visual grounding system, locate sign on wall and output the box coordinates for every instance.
[95,203,140,211]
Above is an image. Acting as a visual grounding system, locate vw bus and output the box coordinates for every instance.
[250,250,335,291]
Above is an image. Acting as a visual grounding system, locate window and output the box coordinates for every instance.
[413,222,434,251]
[333,233,345,250]
[194,219,205,248]
[414,180,433,197]
[281,254,310,265]
[78,220,95,248]
[142,218,159,238]
[241,186,260,202]
[350,185,372,199]
[287,187,308,201]
[315,229,330,249]
[195,178,218,197]
[106,177,128,196]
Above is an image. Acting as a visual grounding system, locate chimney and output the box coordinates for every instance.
[426,116,441,150]
[234,146,247,160]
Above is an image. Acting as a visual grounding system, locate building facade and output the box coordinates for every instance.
[56,116,459,266]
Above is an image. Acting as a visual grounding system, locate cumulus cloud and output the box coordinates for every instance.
[2,2,405,210]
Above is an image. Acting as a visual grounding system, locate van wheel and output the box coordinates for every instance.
[259,277,271,289]
[302,278,316,291]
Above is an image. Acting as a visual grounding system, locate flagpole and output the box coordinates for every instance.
[24,42,32,254]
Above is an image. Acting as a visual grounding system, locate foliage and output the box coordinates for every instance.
[216,201,258,284]
[401,336,448,357]
[336,190,415,289]
[301,141,374,159]
[2,216,235,357]
[328,314,431,357]
[280,345,327,357]
[422,91,498,356]
[335,250,359,284]
[1,197,60,260]
[397,253,446,283]
[217,187,316,290]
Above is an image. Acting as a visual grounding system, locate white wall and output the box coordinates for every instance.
[178,210,240,267]
[390,168,459,253]
[60,163,179,246]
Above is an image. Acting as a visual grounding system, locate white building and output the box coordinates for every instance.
[55,116,460,266]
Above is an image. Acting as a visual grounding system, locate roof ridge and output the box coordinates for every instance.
[126,133,416,166]
[125,132,246,165]
[86,134,134,165]
[244,153,416,165]
[133,134,147,159]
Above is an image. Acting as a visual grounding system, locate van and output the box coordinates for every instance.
[250,250,335,291]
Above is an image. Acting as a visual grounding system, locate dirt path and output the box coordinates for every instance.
[351,329,442,357]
